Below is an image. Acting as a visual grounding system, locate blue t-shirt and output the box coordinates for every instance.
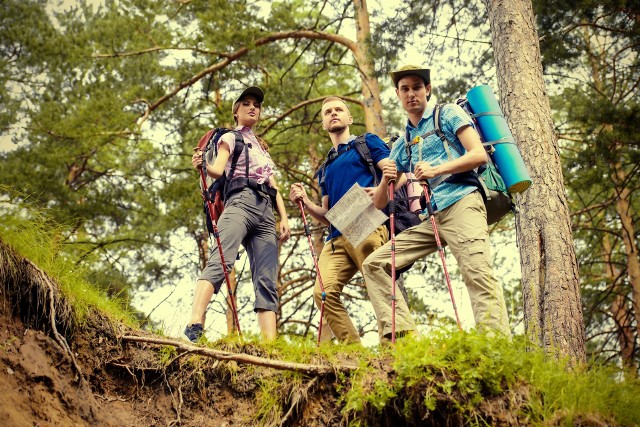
[319,133,390,240]
[390,104,477,212]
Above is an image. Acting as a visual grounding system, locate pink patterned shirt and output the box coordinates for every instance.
[218,126,275,184]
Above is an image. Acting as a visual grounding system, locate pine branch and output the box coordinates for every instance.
[259,96,363,136]
[137,30,358,124]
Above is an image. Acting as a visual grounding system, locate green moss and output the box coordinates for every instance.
[341,331,640,426]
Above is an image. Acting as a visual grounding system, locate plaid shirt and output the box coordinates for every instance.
[390,104,477,212]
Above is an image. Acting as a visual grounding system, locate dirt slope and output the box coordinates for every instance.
[0,236,344,427]
[0,293,343,426]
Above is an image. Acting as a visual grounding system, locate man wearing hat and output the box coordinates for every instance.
[362,65,511,341]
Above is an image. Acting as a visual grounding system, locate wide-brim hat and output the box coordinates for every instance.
[234,86,264,104]
[389,65,431,88]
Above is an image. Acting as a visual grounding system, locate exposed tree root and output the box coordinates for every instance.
[32,259,87,385]
[121,335,359,375]
[0,238,85,385]
[280,377,318,426]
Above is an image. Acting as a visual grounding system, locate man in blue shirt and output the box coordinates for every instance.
[289,96,391,344]
[363,65,511,341]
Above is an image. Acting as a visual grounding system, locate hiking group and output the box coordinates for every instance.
[184,64,512,344]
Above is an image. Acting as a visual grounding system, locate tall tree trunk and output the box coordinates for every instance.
[196,232,208,271]
[483,0,585,362]
[610,158,640,351]
[197,231,239,335]
[353,0,386,137]
[603,235,637,373]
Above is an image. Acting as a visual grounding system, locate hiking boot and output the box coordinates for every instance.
[184,323,204,342]
[380,329,417,346]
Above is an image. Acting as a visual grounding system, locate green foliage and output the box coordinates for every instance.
[2,0,504,344]
[1,0,636,369]
[0,0,372,311]
[341,331,640,426]
[163,331,639,425]
[158,345,178,366]
[535,0,640,71]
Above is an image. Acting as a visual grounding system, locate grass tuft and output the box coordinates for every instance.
[342,331,640,426]
[0,190,139,327]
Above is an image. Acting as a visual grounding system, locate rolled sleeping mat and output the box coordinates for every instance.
[466,85,532,193]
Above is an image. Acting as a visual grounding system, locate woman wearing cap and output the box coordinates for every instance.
[185,86,290,342]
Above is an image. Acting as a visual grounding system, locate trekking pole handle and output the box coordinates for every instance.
[388,180,396,214]
[420,181,436,217]
[200,150,207,178]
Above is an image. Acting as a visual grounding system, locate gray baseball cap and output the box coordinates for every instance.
[234,86,264,104]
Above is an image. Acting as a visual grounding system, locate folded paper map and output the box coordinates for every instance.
[325,183,388,248]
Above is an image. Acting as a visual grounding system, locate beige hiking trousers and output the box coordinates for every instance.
[363,191,510,339]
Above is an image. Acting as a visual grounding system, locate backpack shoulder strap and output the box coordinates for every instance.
[315,136,371,190]
[433,103,463,160]
[403,130,412,164]
[201,127,227,166]
[352,134,379,186]
[313,147,335,190]
[227,130,246,181]
[314,162,329,192]
[425,104,455,188]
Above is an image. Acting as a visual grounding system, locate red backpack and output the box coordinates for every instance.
[196,128,247,232]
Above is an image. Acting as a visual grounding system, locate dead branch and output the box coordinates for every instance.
[121,335,358,375]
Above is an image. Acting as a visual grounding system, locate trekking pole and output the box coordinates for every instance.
[420,180,462,330]
[197,157,242,336]
[297,199,326,346]
[388,179,398,343]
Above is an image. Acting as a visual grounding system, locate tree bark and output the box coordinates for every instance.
[196,231,208,271]
[353,0,386,136]
[603,235,637,373]
[610,159,640,354]
[225,269,239,335]
[483,0,586,362]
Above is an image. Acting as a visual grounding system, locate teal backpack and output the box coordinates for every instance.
[429,102,516,225]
